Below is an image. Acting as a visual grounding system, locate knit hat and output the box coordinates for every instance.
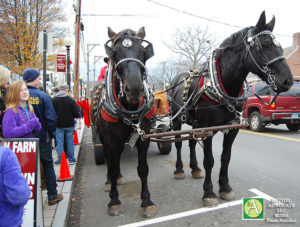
[59,84,69,91]
[22,68,41,82]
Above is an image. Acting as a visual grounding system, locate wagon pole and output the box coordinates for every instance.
[143,123,249,139]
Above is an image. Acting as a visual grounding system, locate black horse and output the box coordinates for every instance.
[92,27,157,217]
[169,11,293,207]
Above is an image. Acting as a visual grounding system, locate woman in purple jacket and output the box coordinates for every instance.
[2,80,41,138]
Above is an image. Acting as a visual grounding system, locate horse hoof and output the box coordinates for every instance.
[174,172,185,180]
[104,183,111,192]
[140,205,157,218]
[203,198,219,207]
[191,170,204,179]
[220,191,235,201]
[108,204,125,216]
[117,177,125,185]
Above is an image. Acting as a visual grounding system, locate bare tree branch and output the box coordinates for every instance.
[163,25,217,71]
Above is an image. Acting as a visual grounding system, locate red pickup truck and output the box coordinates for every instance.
[243,81,300,132]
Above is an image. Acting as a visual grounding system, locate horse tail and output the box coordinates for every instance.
[90,81,105,125]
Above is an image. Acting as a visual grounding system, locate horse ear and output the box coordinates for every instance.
[255,11,266,32]
[137,27,145,40]
[266,16,275,32]
[108,27,116,39]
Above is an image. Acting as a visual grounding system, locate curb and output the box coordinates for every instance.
[51,121,85,227]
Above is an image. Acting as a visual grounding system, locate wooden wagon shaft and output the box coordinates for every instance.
[149,131,213,143]
[143,123,248,139]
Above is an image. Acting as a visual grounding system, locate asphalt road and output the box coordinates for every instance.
[69,124,299,227]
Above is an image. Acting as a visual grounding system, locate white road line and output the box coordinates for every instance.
[118,188,275,227]
[249,188,275,201]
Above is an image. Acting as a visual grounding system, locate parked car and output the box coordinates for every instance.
[243,81,300,132]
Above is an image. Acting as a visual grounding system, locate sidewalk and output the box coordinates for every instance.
[42,119,85,227]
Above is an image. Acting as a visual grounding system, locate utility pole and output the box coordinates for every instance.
[73,0,81,100]
[162,61,166,89]
[93,56,102,84]
[43,30,47,92]
[86,44,99,96]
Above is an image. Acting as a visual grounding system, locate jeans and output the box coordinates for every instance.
[55,127,76,163]
[40,142,58,200]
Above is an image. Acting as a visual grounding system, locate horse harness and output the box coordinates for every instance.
[175,28,284,127]
[92,37,155,145]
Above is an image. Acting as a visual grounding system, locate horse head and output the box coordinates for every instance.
[105,27,154,107]
[244,11,293,92]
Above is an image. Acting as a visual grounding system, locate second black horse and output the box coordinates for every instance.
[169,11,293,207]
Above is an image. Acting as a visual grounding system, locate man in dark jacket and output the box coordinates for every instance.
[22,68,63,206]
[52,84,80,165]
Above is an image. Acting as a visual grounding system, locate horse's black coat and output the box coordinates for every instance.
[96,27,156,216]
[169,11,293,204]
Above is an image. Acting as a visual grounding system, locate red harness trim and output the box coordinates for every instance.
[198,57,244,104]
[101,67,157,123]
[101,102,157,123]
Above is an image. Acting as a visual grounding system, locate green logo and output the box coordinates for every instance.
[243,198,264,220]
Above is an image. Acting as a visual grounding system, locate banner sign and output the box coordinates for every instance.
[57,54,66,72]
[1,139,43,227]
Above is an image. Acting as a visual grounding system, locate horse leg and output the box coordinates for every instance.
[202,137,218,207]
[105,145,125,216]
[136,139,157,218]
[173,122,185,180]
[219,129,238,201]
[102,137,125,192]
[189,139,204,179]
[104,172,125,192]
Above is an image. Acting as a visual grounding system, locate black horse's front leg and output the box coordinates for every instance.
[136,138,157,218]
[218,129,238,201]
[189,139,204,179]
[202,137,218,207]
[104,141,125,216]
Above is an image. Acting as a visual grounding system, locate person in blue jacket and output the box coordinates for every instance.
[0,145,31,227]
[22,68,63,205]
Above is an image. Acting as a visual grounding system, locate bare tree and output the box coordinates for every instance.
[163,26,217,70]
[148,59,179,90]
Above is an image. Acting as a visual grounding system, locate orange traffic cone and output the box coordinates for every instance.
[57,152,73,182]
[73,130,79,145]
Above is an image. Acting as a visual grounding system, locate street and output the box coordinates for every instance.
[69,124,299,227]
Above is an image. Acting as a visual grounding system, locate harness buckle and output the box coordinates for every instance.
[122,118,131,125]
[227,105,235,113]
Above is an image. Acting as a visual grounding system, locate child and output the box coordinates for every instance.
[2,80,41,138]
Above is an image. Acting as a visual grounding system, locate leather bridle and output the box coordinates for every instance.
[243,29,285,91]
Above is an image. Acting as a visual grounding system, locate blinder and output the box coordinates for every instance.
[142,40,154,61]
[105,40,115,60]
[104,38,154,62]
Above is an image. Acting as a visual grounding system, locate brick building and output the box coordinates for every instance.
[286,33,300,81]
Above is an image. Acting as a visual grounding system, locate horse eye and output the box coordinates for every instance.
[262,42,272,49]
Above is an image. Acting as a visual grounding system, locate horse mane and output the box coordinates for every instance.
[219,26,251,48]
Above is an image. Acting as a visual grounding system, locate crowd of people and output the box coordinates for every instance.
[0,66,83,226]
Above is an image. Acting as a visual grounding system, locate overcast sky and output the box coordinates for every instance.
[62,0,300,79]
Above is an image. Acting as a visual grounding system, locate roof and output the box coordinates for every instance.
[283,46,298,58]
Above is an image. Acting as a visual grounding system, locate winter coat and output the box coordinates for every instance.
[27,85,57,145]
[52,91,80,128]
[0,146,31,227]
[2,106,41,138]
